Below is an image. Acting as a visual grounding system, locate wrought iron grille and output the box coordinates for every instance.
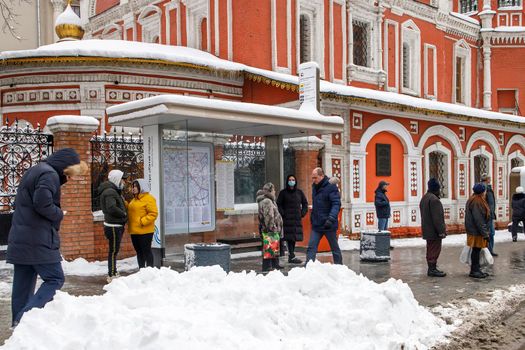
[429,151,447,198]
[222,136,295,204]
[402,43,411,89]
[0,120,53,213]
[511,157,524,169]
[459,0,478,13]
[499,0,521,7]
[91,128,144,211]
[353,20,370,67]
[300,14,312,63]
[474,155,488,184]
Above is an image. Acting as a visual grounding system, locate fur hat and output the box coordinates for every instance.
[517,186,524,194]
[63,161,88,177]
[427,178,440,193]
[473,183,486,195]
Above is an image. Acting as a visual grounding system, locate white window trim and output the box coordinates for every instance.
[470,146,493,188]
[123,12,136,41]
[138,5,161,44]
[296,0,325,78]
[183,0,209,50]
[349,14,383,85]
[101,24,122,40]
[453,40,472,106]
[425,143,453,203]
[401,20,421,96]
[271,0,292,74]
[423,43,438,100]
[164,1,180,46]
[384,19,399,92]
[509,150,525,178]
[330,0,347,83]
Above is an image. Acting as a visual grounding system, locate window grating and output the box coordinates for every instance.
[353,20,370,67]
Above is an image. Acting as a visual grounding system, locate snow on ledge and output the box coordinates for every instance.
[449,11,480,25]
[47,115,99,126]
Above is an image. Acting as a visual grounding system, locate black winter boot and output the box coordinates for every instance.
[427,263,446,277]
[469,248,486,279]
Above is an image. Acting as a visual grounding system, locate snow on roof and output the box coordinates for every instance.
[107,94,344,126]
[494,26,525,32]
[55,4,83,27]
[47,115,99,126]
[0,39,244,72]
[2,39,523,126]
[244,66,525,125]
[449,11,480,25]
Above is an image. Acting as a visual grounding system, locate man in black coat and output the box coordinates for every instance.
[511,186,525,242]
[481,174,497,256]
[277,174,308,264]
[7,148,86,326]
[306,167,342,265]
[374,181,391,231]
[419,178,447,277]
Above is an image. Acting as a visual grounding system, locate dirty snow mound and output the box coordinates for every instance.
[3,262,450,350]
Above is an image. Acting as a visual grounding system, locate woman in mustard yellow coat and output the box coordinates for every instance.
[128,179,158,268]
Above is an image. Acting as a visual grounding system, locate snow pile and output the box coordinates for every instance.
[61,256,137,276]
[339,230,515,251]
[0,281,10,299]
[3,263,451,350]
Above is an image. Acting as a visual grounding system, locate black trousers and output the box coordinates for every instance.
[262,258,280,271]
[286,240,296,258]
[104,226,124,277]
[470,247,482,273]
[131,233,154,268]
[512,218,525,239]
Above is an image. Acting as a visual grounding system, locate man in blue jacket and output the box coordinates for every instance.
[7,148,87,327]
[374,181,391,231]
[306,167,342,264]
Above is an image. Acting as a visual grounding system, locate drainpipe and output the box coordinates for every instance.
[36,0,41,46]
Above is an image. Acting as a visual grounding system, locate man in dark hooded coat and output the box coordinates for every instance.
[7,148,86,326]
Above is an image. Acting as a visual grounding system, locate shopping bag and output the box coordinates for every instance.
[480,248,494,266]
[262,232,280,259]
[459,246,472,265]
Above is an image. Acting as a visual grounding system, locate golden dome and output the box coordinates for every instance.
[55,4,84,41]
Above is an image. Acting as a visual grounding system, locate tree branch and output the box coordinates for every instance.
[1,0,31,40]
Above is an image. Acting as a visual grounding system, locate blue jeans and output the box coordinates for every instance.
[11,262,64,326]
[378,218,389,231]
[306,229,343,265]
[488,219,495,252]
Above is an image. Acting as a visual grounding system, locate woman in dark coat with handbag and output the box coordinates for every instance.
[277,175,308,264]
[465,183,491,279]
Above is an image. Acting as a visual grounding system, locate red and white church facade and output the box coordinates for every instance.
[2,0,525,238]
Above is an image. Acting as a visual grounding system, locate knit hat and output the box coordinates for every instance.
[517,186,524,194]
[473,183,486,194]
[427,178,440,193]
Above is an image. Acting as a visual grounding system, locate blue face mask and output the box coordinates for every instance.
[288,180,296,187]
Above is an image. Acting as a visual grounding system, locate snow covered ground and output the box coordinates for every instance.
[2,263,452,350]
[339,230,515,251]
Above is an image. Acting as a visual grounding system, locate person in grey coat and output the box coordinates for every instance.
[419,178,446,277]
[7,148,87,326]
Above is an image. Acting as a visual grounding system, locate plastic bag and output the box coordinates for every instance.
[480,248,494,266]
[460,246,472,265]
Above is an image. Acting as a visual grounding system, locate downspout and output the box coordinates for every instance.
[36,0,41,46]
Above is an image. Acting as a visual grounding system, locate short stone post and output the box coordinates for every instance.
[46,115,99,260]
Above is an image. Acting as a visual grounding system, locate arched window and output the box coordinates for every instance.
[511,157,524,169]
[474,154,489,184]
[429,151,448,198]
[299,14,311,63]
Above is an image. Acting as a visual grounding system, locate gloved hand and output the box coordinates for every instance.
[323,219,333,230]
[439,232,447,239]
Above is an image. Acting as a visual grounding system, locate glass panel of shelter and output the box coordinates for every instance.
[158,125,316,263]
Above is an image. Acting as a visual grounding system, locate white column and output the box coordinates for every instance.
[483,44,492,110]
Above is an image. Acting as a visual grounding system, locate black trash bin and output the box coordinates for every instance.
[184,243,231,272]
[359,230,391,262]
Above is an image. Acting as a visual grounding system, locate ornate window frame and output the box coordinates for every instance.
[296,0,325,78]
[183,0,209,50]
[453,40,472,106]
[138,5,162,44]
[101,23,122,40]
[470,146,493,187]
[401,20,421,96]
[424,143,452,202]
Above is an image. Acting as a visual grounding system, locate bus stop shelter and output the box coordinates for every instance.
[107,94,344,264]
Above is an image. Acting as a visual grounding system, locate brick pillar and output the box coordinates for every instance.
[47,116,99,261]
[289,136,325,201]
